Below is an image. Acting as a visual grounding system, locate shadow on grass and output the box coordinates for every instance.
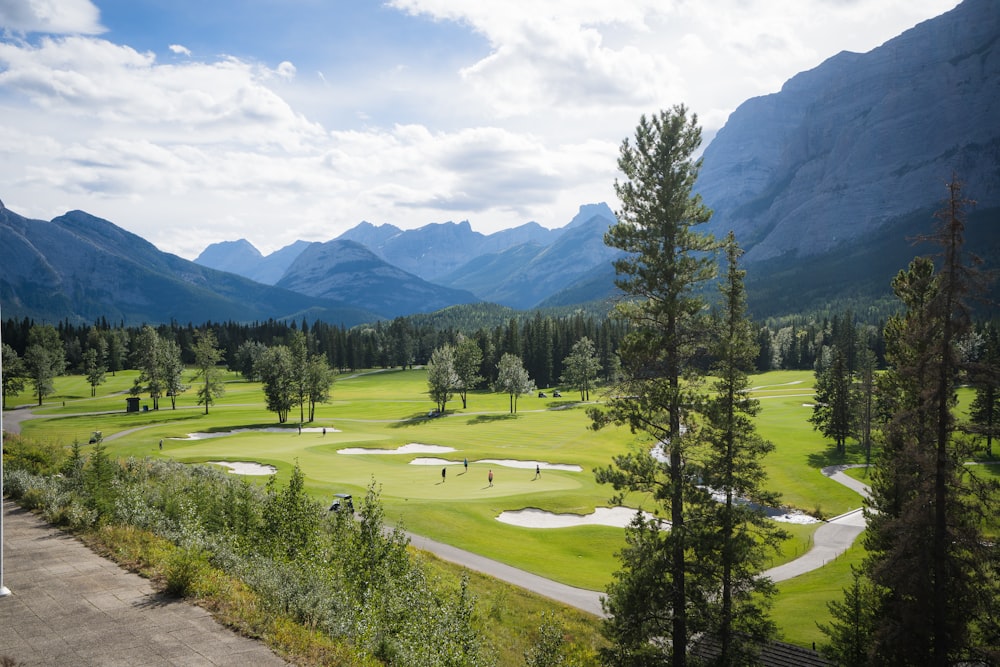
[466,413,519,425]
[806,441,869,469]
[193,422,292,433]
[388,412,447,429]
[107,412,205,428]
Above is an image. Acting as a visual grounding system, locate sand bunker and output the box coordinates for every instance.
[497,505,816,528]
[408,457,582,471]
[409,458,466,466]
[772,512,820,524]
[208,461,277,475]
[497,507,660,529]
[338,443,456,455]
[172,426,338,440]
[480,459,582,472]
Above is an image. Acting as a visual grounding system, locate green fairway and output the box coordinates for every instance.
[9,366,869,645]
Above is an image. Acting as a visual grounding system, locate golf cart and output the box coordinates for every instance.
[328,493,354,513]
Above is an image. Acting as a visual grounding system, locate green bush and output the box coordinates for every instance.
[2,433,66,475]
[164,545,210,597]
[2,467,40,500]
[44,498,98,530]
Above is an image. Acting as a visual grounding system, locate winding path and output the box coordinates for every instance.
[3,405,870,617]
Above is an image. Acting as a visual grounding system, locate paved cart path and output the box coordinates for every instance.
[0,502,287,667]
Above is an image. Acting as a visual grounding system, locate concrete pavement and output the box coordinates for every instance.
[0,501,287,667]
[763,509,866,582]
[406,531,606,616]
[762,465,869,583]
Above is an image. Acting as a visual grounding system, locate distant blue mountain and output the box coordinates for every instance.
[0,201,377,326]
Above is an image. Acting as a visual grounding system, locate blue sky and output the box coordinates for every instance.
[0,0,961,258]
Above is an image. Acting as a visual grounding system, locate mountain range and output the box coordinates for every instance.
[193,202,620,312]
[0,203,378,326]
[2,0,998,325]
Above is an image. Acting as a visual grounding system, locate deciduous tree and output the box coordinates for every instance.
[82,347,106,397]
[161,339,187,409]
[561,336,601,401]
[131,325,164,409]
[24,324,66,406]
[192,329,225,415]
[258,345,295,423]
[305,353,335,422]
[454,335,483,409]
[1,342,26,409]
[494,352,534,414]
[427,343,459,414]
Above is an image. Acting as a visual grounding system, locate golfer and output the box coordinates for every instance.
[488,469,494,487]
[442,467,446,483]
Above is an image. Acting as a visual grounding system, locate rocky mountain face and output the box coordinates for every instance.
[697,0,1000,268]
[195,238,312,285]
[439,210,621,309]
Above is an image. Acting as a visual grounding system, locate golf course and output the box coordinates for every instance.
[7,365,882,647]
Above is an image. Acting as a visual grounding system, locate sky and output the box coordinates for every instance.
[0,0,961,259]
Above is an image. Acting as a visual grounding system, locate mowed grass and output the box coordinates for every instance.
[11,367,871,646]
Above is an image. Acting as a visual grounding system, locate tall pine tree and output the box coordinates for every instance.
[859,179,997,664]
[698,233,788,664]
[590,105,716,666]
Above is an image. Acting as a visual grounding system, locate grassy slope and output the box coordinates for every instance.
[10,367,872,646]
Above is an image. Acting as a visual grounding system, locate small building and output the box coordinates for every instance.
[126,397,140,413]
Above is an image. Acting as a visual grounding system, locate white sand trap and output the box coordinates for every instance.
[410,457,466,466]
[208,461,277,475]
[478,459,583,472]
[172,426,338,440]
[338,443,456,455]
[497,506,660,529]
[772,512,820,524]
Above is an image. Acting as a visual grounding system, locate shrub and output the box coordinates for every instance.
[164,545,210,597]
[44,498,98,530]
[2,468,41,500]
[1,433,66,475]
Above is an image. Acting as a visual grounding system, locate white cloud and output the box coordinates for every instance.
[0,0,104,35]
[169,44,191,56]
[388,0,959,130]
[275,60,296,79]
[0,37,324,148]
[0,31,613,256]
